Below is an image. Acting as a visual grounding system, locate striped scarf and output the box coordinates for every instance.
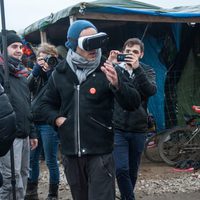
[7,56,29,77]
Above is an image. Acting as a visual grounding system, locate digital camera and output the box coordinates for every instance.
[117,54,131,62]
[78,32,109,51]
[44,55,58,68]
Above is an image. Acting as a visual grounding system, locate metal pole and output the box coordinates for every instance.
[0,1,16,199]
[0,0,9,92]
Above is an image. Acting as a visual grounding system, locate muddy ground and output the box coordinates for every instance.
[38,155,200,200]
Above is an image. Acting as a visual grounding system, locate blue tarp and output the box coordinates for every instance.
[142,36,167,131]
[22,0,200,36]
[85,6,200,18]
[21,0,200,131]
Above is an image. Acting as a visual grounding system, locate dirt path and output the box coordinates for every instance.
[38,156,200,200]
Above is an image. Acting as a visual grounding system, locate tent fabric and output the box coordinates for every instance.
[177,50,200,125]
[171,23,182,51]
[142,35,167,131]
[20,0,200,131]
[21,0,200,37]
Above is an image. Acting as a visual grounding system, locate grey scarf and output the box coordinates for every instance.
[66,49,102,84]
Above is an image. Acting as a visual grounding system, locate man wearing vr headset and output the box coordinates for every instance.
[40,20,141,200]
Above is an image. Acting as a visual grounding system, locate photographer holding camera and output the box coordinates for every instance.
[108,38,157,200]
[26,43,60,200]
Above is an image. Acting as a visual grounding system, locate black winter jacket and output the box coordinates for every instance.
[41,58,141,156]
[0,57,36,139]
[0,83,16,156]
[113,63,157,133]
[28,70,50,124]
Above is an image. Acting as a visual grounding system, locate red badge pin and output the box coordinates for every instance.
[89,88,96,94]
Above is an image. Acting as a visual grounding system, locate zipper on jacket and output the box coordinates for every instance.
[76,85,81,157]
[90,116,112,130]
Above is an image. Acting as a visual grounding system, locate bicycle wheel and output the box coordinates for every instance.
[158,127,195,166]
[144,131,166,163]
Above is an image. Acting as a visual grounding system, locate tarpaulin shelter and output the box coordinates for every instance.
[20,0,200,130]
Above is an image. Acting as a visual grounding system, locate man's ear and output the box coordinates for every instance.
[140,52,144,59]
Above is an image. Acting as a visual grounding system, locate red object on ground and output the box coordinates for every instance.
[171,167,194,172]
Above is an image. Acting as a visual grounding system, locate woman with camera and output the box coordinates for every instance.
[25,43,60,200]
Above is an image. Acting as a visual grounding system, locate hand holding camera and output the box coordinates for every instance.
[37,55,58,72]
[117,53,140,69]
[108,50,120,63]
[37,56,48,72]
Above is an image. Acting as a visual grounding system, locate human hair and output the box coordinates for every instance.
[122,38,144,53]
[36,43,58,57]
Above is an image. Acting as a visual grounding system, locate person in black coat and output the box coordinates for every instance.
[26,43,60,200]
[109,38,157,200]
[40,20,141,200]
[0,83,16,188]
[0,30,38,199]
[0,83,16,157]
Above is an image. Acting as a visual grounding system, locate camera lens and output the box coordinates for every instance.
[45,56,58,68]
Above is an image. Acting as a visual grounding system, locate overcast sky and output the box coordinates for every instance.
[1,0,200,31]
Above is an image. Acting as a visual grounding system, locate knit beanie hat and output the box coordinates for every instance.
[0,30,22,52]
[65,20,97,51]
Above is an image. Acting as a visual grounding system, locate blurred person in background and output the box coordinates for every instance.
[25,43,60,200]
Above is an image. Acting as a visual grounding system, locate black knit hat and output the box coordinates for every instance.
[0,30,22,51]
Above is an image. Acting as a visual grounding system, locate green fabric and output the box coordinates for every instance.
[177,50,200,125]
[21,0,200,37]
[20,0,161,36]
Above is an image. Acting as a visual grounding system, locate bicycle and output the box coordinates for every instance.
[158,106,200,166]
[144,129,167,163]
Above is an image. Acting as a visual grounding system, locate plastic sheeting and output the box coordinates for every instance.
[177,50,200,125]
[142,36,167,131]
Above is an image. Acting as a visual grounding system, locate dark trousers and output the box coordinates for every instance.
[29,125,60,184]
[62,153,115,200]
[113,130,146,200]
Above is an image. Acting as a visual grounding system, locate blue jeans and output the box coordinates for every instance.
[29,124,60,184]
[113,130,146,200]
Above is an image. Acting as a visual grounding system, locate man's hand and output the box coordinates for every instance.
[37,56,50,72]
[125,53,140,69]
[55,117,67,127]
[30,139,38,150]
[101,60,118,88]
[108,50,121,64]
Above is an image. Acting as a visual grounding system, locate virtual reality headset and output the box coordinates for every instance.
[78,32,109,51]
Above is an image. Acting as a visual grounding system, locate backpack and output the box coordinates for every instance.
[0,84,16,157]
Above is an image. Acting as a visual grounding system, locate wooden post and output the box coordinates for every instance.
[40,30,47,43]
[69,15,77,25]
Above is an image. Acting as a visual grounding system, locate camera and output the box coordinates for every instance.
[117,54,131,62]
[44,55,58,68]
[78,32,109,51]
